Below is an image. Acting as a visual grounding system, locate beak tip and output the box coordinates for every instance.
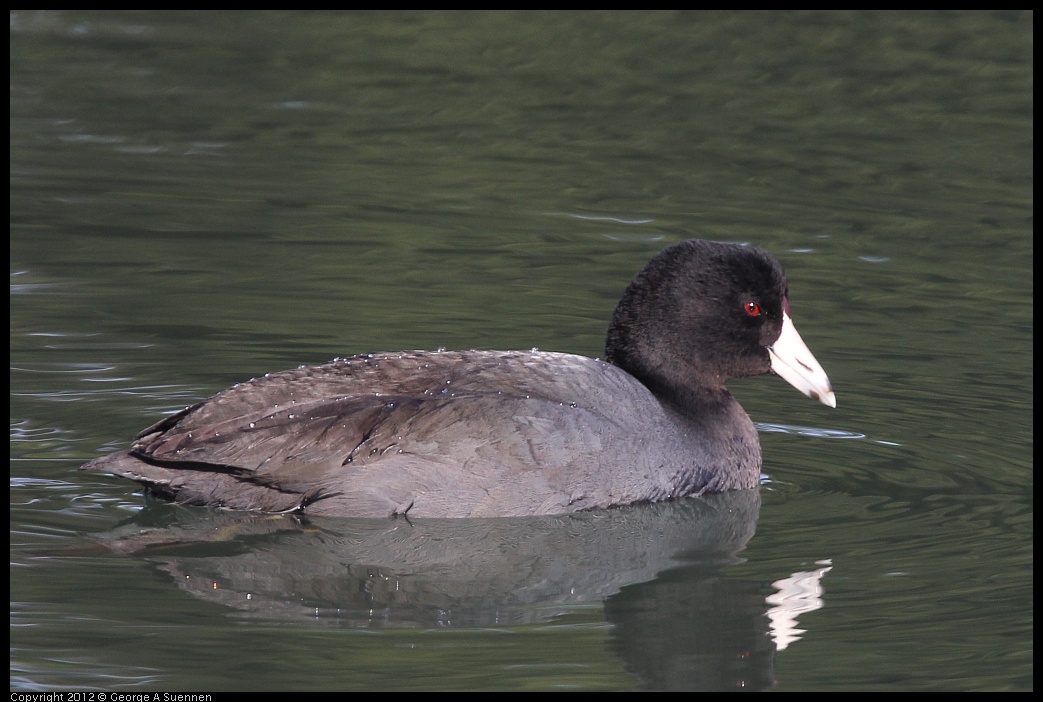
[817,390,837,409]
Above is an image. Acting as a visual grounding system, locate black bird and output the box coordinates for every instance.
[81,239,835,518]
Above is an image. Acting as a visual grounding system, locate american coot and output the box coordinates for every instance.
[81,239,835,518]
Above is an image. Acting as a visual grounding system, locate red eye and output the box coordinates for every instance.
[743,301,762,317]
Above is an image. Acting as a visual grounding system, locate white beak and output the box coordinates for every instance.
[768,310,836,408]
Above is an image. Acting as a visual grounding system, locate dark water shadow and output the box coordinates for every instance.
[92,489,784,689]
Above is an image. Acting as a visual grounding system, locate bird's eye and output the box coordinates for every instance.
[743,301,762,317]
